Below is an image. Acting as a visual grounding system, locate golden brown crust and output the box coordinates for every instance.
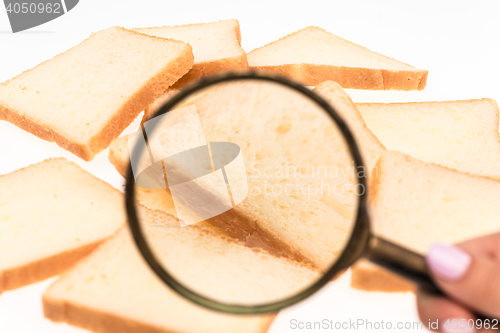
[250,64,427,90]
[108,141,129,178]
[368,155,385,207]
[351,264,416,293]
[0,240,102,294]
[489,100,500,173]
[44,297,179,333]
[0,105,93,159]
[356,98,497,108]
[0,28,194,161]
[44,296,277,333]
[169,54,248,89]
[233,20,242,45]
[204,209,320,271]
[258,313,279,333]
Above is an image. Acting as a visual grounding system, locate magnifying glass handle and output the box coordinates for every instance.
[363,235,496,321]
[364,236,438,292]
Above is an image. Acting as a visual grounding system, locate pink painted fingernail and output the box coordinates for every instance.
[427,244,471,281]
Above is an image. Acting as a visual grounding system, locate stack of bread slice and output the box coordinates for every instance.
[3,18,499,333]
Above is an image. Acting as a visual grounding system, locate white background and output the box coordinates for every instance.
[0,0,499,332]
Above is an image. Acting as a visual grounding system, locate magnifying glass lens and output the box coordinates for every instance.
[129,78,360,308]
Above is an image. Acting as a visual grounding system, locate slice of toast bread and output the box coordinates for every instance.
[352,151,500,292]
[0,158,124,294]
[134,20,247,88]
[0,27,194,161]
[247,27,427,90]
[43,207,318,333]
[357,99,500,180]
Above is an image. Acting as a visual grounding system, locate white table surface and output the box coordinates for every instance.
[0,1,499,332]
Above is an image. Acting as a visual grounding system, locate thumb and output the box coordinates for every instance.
[427,244,500,318]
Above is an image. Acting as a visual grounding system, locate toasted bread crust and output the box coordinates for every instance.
[0,28,194,161]
[0,105,93,159]
[368,155,385,207]
[250,64,427,90]
[170,54,248,89]
[356,98,498,109]
[108,143,129,178]
[350,264,416,293]
[0,240,102,294]
[43,295,277,333]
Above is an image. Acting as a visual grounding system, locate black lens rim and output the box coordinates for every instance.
[125,71,369,314]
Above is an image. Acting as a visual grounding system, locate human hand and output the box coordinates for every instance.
[417,232,500,332]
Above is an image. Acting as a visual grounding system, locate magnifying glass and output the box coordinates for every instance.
[124,72,472,315]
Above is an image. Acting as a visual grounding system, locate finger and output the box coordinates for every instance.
[458,232,500,260]
[427,244,500,318]
[417,288,474,332]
